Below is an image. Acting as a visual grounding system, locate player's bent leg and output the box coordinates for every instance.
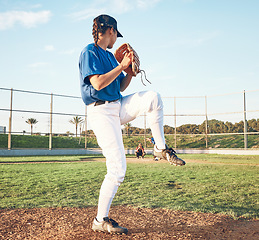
[120,91,163,125]
[120,91,166,150]
[119,91,186,166]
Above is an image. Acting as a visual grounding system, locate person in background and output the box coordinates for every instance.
[135,143,146,159]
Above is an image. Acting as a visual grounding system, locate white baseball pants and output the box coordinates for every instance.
[87,91,166,222]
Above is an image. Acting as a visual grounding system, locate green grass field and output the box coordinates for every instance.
[0,154,258,219]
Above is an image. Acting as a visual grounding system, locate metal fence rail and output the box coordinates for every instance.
[0,87,258,150]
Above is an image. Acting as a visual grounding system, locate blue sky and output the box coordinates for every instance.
[0,0,259,134]
[1,0,258,96]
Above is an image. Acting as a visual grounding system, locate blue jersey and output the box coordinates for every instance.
[79,43,125,106]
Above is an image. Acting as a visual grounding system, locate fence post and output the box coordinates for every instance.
[144,113,147,148]
[205,96,208,149]
[8,88,13,150]
[85,105,87,149]
[49,93,53,150]
[243,90,248,149]
[174,96,177,149]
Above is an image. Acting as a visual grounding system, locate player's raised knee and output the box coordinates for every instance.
[147,91,163,110]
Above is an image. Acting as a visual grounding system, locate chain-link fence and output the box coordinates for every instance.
[0,87,258,150]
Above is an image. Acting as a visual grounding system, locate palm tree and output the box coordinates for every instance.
[124,123,132,136]
[25,118,38,135]
[69,116,84,137]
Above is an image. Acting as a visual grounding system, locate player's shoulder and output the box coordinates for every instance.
[86,43,96,50]
[80,43,99,60]
[82,43,96,53]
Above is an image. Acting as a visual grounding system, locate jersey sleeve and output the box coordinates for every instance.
[79,49,104,84]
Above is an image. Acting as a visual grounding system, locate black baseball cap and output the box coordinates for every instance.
[96,14,123,38]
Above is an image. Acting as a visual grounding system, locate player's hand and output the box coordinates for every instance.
[120,52,133,70]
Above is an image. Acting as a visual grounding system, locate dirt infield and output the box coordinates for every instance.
[0,206,258,240]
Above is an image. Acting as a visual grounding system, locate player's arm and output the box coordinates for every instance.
[120,73,133,92]
[89,52,133,91]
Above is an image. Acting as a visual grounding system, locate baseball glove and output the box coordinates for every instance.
[114,43,151,86]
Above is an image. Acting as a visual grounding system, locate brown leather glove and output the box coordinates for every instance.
[114,43,140,76]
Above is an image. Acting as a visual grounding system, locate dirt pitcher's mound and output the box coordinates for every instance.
[0,206,258,240]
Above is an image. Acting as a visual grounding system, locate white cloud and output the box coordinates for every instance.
[194,31,220,45]
[137,0,162,9]
[111,0,133,13]
[28,62,48,68]
[70,0,162,21]
[44,45,55,51]
[0,10,52,30]
[30,4,43,9]
[70,8,106,21]
[60,49,77,55]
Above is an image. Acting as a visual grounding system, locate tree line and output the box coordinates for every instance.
[23,117,259,136]
[122,119,259,135]
[175,119,259,134]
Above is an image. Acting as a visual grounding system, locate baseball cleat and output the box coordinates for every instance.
[153,145,186,166]
[92,217,128,234]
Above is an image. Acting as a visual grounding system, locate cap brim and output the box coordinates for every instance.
[117,30,123,38]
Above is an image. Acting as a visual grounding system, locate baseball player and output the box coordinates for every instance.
[79,14,185,234]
